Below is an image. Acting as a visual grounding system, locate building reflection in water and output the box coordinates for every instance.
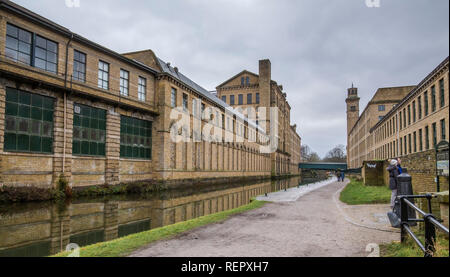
[0,177,303,257]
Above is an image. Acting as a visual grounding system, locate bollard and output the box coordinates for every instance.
[396,173,417,226]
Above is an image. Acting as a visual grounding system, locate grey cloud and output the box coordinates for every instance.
[12,0,449,157]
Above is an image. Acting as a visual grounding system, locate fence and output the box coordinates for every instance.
[399,194,449,257]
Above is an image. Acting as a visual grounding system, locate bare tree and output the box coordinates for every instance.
[301,144,322,162]
[323,144,346,163]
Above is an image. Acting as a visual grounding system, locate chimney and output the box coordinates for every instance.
[259,59,271,106]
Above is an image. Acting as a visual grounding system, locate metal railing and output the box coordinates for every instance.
[398,194,449,257]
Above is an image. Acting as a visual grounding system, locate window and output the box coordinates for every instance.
[403,108,406,127]
[138,77,146,101]
[182,93,188,111]
[432,123,437,148]
[439,79,445,108]
[419,129,423,152]
[98,61,109,90]
[171,88,177,107]
[34,35,58,74]
[247,94,252,104]
[120,116,152,159]
[201,103,205,116]
[73,50,86,82]
[413,131,417,153]
[238,94,243,105]
[256,93,260,104]
[407,105,411,125]
[378,105,385,111]
[221,96,226,103]
[241,77,245,86]
[378,116,384,121]
[412,101,416,122]
[431,86,436,112]
[72,104,106,156]
[399,111,402,129]
[5,23,32,65]
[350,106,356,112]
[424,91,429,116]
[4,88,54,153]
[230,95,235,105]
[441,119,446,140]
[400,138,403,156]
[120,69,129,96]
[246,77,250,85]
[425,126,430,150]
[418,96,422,119]
[404,135,407,154]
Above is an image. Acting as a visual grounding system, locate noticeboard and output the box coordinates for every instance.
[436,141,449,177]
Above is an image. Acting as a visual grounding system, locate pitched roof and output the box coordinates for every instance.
[216,70,259,88]
[156,58,264,132]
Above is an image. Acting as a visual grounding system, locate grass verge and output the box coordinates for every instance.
[51,199,267,257]
[340,178,391,205]
[380,232,449,257]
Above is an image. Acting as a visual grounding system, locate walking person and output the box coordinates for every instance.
[340,171,345,182]
[387,159,400,209]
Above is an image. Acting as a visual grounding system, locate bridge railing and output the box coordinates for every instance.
[398,194,449,257]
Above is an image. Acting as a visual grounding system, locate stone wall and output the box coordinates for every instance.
[400,149,448,194]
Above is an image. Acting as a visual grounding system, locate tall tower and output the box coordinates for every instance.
[346,85,360,167]
[346,85,360,135]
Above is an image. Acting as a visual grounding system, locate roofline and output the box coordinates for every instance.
[0,0,159,75]
[216,70,259,89]
[370,56,449,133]
[348,85,416,135]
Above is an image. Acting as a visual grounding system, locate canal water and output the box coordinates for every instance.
[0,176,316,257]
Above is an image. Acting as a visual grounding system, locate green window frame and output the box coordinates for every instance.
[120,116,152,159]
[72,103,106,156]
[424,91,429,116]
[4,87,54,153]
[425,126,430,150]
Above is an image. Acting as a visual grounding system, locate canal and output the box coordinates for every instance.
[0,176,316,257]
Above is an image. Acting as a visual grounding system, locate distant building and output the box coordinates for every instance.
[216,60,302,175]
[346,57,449,193]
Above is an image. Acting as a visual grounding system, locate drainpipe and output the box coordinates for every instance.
[63,33,74,174]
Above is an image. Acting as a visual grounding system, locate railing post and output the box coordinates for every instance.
[400,196,408,243]
[424,214,436,257]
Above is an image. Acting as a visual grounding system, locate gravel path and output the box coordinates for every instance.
[130,179,399,257]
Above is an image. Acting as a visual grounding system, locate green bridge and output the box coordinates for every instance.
[299,162,348,171]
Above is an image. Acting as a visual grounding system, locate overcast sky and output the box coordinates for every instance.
[12,0,449,157]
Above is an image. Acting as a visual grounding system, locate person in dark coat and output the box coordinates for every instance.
[387,159,400,209]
